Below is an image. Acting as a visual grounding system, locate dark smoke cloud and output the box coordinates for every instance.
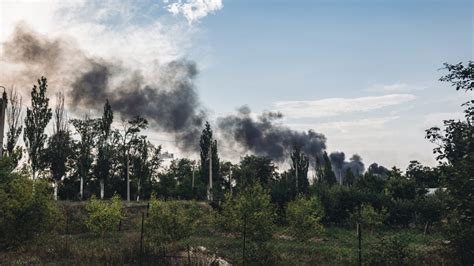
[2,24,206,150]
[367,163,389,178]
[2,24,63,66]
[70,58,206,149]
[218,106,326,162]
[330,152,365,183]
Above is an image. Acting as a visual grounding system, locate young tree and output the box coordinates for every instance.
[199,121,220,201]
[216,184,276,263]
[118,116,148,201]
[286,196,325,239]
[23,77,52,179]
[47,93,72,200]
[6,88,23,158]
[233,155,277,190]
[94,100,113,199]
[130,136,161,200]
[319,151,337,186]
[290,145,309,195]
[71,116,98,200]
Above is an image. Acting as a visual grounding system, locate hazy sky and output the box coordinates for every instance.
[1,0,472,169]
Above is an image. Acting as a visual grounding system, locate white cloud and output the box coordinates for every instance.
[165,0,223,24]
[286,116,400,134]
[366,83,426,93]
[273,94,416,119]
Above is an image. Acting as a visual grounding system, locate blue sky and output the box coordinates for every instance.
[191,0,473,168]
[1,0,472,169]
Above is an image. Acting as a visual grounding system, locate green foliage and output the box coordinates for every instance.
[145,198,199,247]
[0,171,59,249]
[234,155,277,190]
[350,204,387,230]
[318,184,362,225]
[23,76,52,178]
[286,196,325,239]
[217,183,276,244]
[85,195,123,236]
[366,234,411,265]
[290,146,310,194]
[439,61,473,91]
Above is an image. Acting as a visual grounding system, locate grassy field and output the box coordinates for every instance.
[0,200,455,265]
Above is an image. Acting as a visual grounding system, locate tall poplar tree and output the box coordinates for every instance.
[23,77,52,179]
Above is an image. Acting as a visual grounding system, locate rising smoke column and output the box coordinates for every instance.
[330,152,365,183]
[218,106,327,162]
[2,25,206,150]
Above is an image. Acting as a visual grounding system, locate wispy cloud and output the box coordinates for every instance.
[286,116,400,134]
[165,0,223,24]
[273,94,416,119]
[366,83,425,93]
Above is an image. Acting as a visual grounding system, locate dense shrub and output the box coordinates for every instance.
[85,194,123,236]
[0,173,59,249]
[366,234,411,265]
[145,198,199,248]
[216,183,276,244]
[318,185,362,225]
[286,196,325,239]
[350,204,388,231]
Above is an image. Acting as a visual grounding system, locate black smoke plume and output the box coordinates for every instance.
[330,152,365,183]
[218,106,326,162]
[2,25,206,150]
[70,59,206,149]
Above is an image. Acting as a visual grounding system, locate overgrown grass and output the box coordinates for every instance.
[0,201,456,265]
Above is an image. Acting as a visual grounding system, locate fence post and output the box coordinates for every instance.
[242,213,247,265]
[140,212,145,266]
[357,222,362,266]
[146,202,150,217]
[118,219,122,231]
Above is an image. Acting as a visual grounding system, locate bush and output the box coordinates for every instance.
[350,204,388,231]
[85,194,123,236]
[286,196,325,239]
[145,198,199,248]
[366,234,411,265]
[0,173,59,249]
[216,183,276,244]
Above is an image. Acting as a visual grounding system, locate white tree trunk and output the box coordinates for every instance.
[137,180,141,201]
[80,177,83,200]
[100,179,104,199]
[54,180,58,200]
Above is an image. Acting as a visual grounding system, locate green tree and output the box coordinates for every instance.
[286,196,325,239]
[343,168,355,187]
[94,99,114,199]
[23,77,52,179]
[290,145,310,195]
[47,92,72,200]
[199,121,221,201]
[0,164,59,249]
[439,61,473,91]
[217,183,276,244]
[319,151,337,185]
[145,198,199,251]
[234,155,277,190]
[118,116,148,201]
[85,194,123,237]
[351,204,388,232]
[6,89,23,158]
[71,116,99,200]
[130,137,161,200]
[425,61,474,263]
